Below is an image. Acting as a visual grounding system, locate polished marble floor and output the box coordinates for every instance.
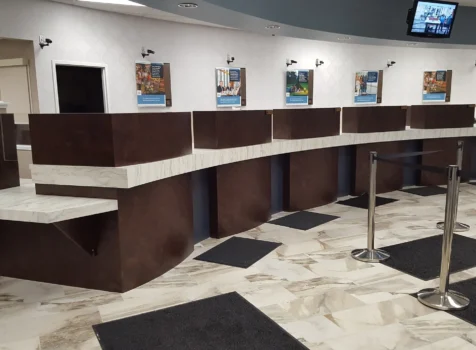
[2,185,476,349]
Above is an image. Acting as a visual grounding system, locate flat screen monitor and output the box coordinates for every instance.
[407,0,458,38]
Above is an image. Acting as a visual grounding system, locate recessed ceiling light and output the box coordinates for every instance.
[265,24,281,29]
[337,36,351,41]
[78,0,145,6]
[178,3,198,8]
[407,43,418,46]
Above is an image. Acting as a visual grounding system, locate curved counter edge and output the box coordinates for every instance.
[31,127,476,189]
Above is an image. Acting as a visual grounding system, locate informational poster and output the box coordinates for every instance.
[286,70,310,105]
[354,71,380,104]
[216,67,242,107]
[135,61,166,107]
[422,70,448,102]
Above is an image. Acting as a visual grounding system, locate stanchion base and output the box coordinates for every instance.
[436,221,470,232]
[351,248,390,263]
[417,288,470,311]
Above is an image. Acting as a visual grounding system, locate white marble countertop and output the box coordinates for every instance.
[30,127,476,189]
[0,184,118,224]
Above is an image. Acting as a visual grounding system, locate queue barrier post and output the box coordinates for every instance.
[417,165,470,311]
[351,151,390,263]
[436,141,470,232]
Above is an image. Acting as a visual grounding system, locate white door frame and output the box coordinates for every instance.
[0,58,33,115]
[51,60,110,113]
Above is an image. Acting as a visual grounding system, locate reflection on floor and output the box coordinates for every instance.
[2,184,476,349]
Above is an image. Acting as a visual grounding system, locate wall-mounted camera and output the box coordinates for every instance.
[227,54,235,65]
[286,59,297,67]
[141,47,155,58]
[387,59,396,68]
[315,59,324,67]
[39,35,53,49]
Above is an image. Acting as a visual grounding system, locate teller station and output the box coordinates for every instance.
[0,105,475,292]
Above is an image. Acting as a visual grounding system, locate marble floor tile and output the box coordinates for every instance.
[1,188,476,349]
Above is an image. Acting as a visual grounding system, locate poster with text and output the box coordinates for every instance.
[422,71,448,102]
[216,67,242,107]
[354,71,379,104]
[136,61,166,107]
[286,70,309,105]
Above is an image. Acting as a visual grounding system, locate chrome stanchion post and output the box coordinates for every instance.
[437,141,470,232]
[351,152,390,263]
[418,165,470,311]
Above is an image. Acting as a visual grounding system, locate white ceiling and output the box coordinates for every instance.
[50,0,229,28]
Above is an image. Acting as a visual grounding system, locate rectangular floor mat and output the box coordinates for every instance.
[400,186,447,197]
[268,211,339,231]
[337,194,398,209]
[93,292,308,350]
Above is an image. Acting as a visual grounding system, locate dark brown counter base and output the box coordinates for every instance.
[283,148,338,211]
[0,174,193,292]
[209,158,271,238]
[352,141,405,195]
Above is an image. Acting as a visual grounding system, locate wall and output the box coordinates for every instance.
[0,0,476,114]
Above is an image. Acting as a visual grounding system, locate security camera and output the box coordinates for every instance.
[39,36,52,49]
[387,60,396,68]
[227,54,235,65]
[141,47,155,58]
[286,59,297,67]
[315,59,324,67]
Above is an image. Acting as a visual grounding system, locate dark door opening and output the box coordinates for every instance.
[56,65,105,113]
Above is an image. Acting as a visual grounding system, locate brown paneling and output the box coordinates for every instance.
[29,112,192,167]
[0,212,123,291]
[273,108,340,140]
[240,68,247,106]
[283,148,338,211]
[353,141,405,195]
[209,158,271,238]
[0,114,20,190]
[117,174,194,291]
[446,70,452,102]
[308,70,314,105]
[164,63,172,107]
[377,70,383,104]
[408,105,475,129]
[35,184,118,199]
[193,110,271,149]
[342,106,407,133]
[0,174,194,292]
[420,138,472,186]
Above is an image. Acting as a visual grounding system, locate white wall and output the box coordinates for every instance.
[1,0,476,113]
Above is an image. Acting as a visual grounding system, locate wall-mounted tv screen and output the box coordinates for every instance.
[407,0,458,38]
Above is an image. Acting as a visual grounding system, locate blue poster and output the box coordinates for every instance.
[422,71,447,102]
[216,68,242,107]
[286,70,310,105]
[354,71,379,104]
[136,61,166,107]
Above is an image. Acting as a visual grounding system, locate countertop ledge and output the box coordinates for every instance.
[30,128,476,189]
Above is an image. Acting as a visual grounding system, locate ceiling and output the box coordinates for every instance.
[51,0,228,28]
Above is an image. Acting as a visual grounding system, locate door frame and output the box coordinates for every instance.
[51,60,110,113]
[0,58,33,115]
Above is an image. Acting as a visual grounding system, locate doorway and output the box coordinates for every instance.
[52,61,109,113]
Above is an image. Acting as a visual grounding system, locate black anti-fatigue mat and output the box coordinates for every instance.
[268,211,339,231]
[446,277,476,326]
[337,193,398,209]
[194,237,281,268]
[93,292,308,350]
[400,186,447,197]
[382,234,476,281]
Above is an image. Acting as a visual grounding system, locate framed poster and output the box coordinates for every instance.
[422,70,451,102]
[354,70,381,104]
[216,67,242,107]
[135,61,167,107]
[286,70,311,105]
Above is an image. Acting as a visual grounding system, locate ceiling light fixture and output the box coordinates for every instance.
[265,24,280,29]
[78,0,145,6]
[407,42,418,46]
[337,36,351,41]
[178,3,198,8]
